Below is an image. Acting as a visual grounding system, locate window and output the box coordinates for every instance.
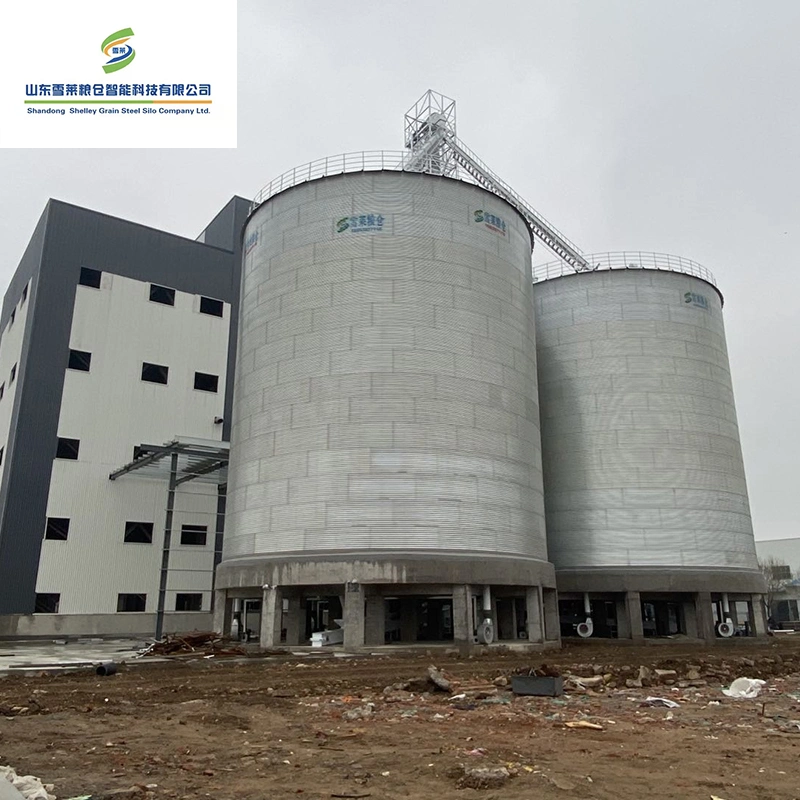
[0,447,4,467]
[117,593,146,612]
[79,267,102,288]
[55,437,80,460]
[68,349,92,372]
[9,309,15,328]
[0,383,4,400]
[10,364,17,384]
[21,284,28,304]
[193,372,219,393]
[199,296,224,317]
[181,525,208,546]
[124,521,153,544]
[149,284,175,306]
[45,517,70,541]
[771,564,792,581]
[175,593,203,612]
[35,593,60,613]
[141,362,169,384]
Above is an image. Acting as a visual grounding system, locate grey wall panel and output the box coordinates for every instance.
[534,269,759,574]
[223,172,549,568]
[0,199,241,614]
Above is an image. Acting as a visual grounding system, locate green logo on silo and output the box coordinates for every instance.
[335,214,384,233]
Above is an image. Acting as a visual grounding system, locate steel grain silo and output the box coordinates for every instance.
[533,255,766,640]
[216,167,558,650]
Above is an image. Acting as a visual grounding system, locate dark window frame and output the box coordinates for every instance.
[21,284,28,304]
[35,593,60,613]
[141,362,169,385]
[0,383,5,400]
[180,525,208,546]
[149,284,176,306]
[117,593,147,613]
[193,371,219,393]
[55,437,80,460]
[45,517,70,541]
[175,593,203,612]
[124,521,154,544]
[79,267,102,289]
[9,309,15,328]
[10,364,17,384]
[199,296,224,317]
[68,349,92,372]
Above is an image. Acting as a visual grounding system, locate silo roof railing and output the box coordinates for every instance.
[251,151,443,211]
[249,149,549,218]
[533,251,718,289]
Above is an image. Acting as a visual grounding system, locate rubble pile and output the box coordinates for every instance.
[137,632,246,658]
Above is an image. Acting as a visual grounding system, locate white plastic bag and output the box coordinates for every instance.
[722,677,766,698]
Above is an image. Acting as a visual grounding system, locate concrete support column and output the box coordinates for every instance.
[525,587,544,643]
[683,598,699,638]
[543,588,560,641]
[343,582,366,652]
[615,595,631,639]
[452,584,474,645]
[750,594,769,637]
[625,591,644,640]
[694,592,716,641]
[283,595,303,646]
[399,598,418,642]
[259,586,283,650]
[212,589,229,635]
[365,594,385,646]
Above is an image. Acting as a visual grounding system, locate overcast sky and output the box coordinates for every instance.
[0,0,797,541]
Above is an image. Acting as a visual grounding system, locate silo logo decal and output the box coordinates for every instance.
[684,291,709,310]
[244,230,259,255]
[474,209,506,236]
[336,214,385,233]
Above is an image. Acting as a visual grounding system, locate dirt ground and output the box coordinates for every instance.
[3,638,800,800]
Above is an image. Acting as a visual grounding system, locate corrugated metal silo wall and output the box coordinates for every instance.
[533,269,759,572]
[223,171,549,564]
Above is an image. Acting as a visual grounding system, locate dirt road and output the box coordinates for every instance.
[2,638,800,799]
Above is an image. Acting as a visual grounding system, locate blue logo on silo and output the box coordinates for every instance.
[244,230,259,254]
[474,209,506,236]
[684,291,709,310]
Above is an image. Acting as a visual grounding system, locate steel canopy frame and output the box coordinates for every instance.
[108,438,229,639]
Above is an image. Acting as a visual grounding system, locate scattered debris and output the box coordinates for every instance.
[342,703,374,721]
[0,766,55,800]
[426,665,453,693]
[642,697,680,708]
[136,631,246,658]
[564,721,603,730]
[567,674,604,689]
[455,765,511,790]
[722,678,766,699]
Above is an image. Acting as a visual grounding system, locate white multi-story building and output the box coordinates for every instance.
[0,197,249,637]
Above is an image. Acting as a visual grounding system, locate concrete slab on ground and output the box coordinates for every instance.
[0,638,149,674]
